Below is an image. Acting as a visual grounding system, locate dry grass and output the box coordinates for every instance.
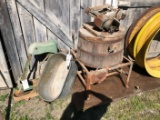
[0,88,160,120]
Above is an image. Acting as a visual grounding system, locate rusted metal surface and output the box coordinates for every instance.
[85,4,115,15]
[77,24,125,68]
[89,69,108,84]
[85,4,125,32]
[72,65,160,111]
[72,50,133,100]
[82,23,125,43]
[37,54,78,102]
[13,79,38,101]
[77,56,132,88]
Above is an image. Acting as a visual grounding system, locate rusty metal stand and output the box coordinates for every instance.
[71,50,133,99]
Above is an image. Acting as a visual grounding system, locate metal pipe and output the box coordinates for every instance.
[71,50,89,73]
[77,71,86,87]
[126,62,133,88]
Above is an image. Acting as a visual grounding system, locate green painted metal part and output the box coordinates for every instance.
[28,40,57,55]
[19,40,58,90]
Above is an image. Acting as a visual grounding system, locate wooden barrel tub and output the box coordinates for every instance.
[77,23,125,68]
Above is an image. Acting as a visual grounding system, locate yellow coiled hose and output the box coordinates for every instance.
[126,6,160,78]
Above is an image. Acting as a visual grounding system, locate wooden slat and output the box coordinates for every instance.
[44,1,59,49]
[17,3,36,71]
[92,0,105,6]
[6,0,27,70]
[81,0,92,25]
[47,28,69,51]
[0,40,12,88]
[120,8,146,30]
[45,0,70,50]
[121,0,160,30]
[130,0,160,6]
[17,0,72,48]
[17,3,36,49]
[70,0,81,49]
[29,0,44,10]
[0,0,22,81]
[104,0,112,5]
[29,0,47,42]
[44,0,70,36]
[34,18,47,42]
[112,0,118,8]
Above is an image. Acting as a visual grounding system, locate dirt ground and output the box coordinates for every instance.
[0,64,160,120]
[0,85,160,120]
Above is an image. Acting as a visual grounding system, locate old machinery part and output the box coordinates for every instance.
[37,54,77,102]
[125,6,160,58]
[89,69,108,84]
[77,23,125,68]
[86,4,126,32]
[13,79,38,101]
[58,61,78,99]
[18,41,58,88]
[72,50,133,100]
[133,13,160,59]
[126,6,160,78]
[134,13,160,78]
[15,40,58,101]
[28,40,57,55]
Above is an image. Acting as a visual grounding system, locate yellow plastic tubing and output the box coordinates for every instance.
[133,13,160,78]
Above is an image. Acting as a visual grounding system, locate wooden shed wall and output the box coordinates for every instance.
[120,0,160,29]
[0,0,160,83]
[0,34,12,88]
[0,0,117,82]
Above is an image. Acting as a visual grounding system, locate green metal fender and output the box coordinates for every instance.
[28,40,57,55]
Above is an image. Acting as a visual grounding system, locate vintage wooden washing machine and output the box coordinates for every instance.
[72,4,133,99]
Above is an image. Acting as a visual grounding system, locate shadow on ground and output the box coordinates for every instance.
[60,90,112,120]
[5,89,13,120]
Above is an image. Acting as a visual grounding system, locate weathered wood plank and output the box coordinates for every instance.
[112,0,118,8]
[120,8,147,30]
[6,0,27,70]
[17,3,36,49]
[47,30,69,50]
[34,18,47,42]
[44,0,61,49]
[44,0,59,49]
[0,0,22,81]
[90,0,105,22]
[45,0,70,35]
[70,0,81,49]
[130,0,160,6]
[0,72,7,88]
[0,40,12,88]
[121,0,160,30]
[47,27,69,50]
[45,0,70,50]
[29,0,44,10]
[104,0,112,5]
[17,0,72,48]
[29,0,47,42]
[17,3,36,71]
[92,0,104,6]
[81,0,92,24]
